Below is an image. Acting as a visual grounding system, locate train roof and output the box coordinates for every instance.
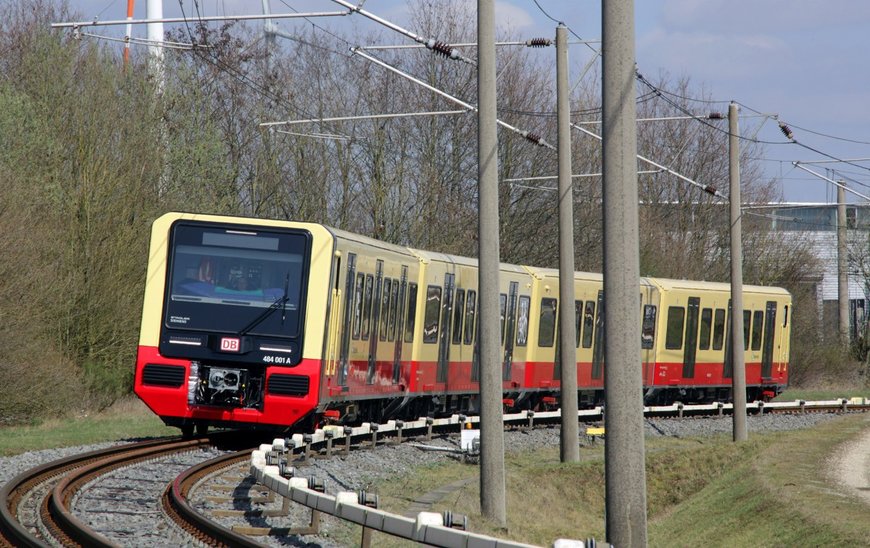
[326,225,420,259]
[644,276,791,297]
[410,248,531,274]
[523,266,605,283]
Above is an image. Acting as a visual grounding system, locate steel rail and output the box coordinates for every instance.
[163,449,262,547]
[1,437,211,547]
[1,437,184,547]
[47,438,212,547]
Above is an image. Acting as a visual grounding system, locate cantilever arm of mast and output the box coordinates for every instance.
[51,10,349,29]
[261,111,468,128]
[792,163,870,202]
[351,48,556,151]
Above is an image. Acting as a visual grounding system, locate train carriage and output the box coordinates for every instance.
[135,212,791,435]
[643,278,791,404]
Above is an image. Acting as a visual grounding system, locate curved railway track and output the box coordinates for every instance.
[2,399,868,548]
[0,435,259,547]
[163,448,263,547]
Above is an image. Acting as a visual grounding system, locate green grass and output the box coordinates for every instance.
[649,414,870,546]
[0,397,176,457]
[778,386,869,402]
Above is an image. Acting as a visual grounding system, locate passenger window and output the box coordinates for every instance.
[743,310,751,349]
[464,290,477,345]
[452,289,466,344]
[404,283,418,343]
[380,278,391,341]
[665,306,685,350]
[388,280,399,341]
[500,294,507,344]
[752,310,764,351]
[516,296,530,346]
[699,308,712,350]
[361,274,373,340]
[712,309,726,350]
[575,300,583,347]
[582,301,596,348]
[642,304,657,349]
[538,298,557,347]
[423,285,442,344]
[352,273,364,340]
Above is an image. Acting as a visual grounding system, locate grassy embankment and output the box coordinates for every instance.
[0,397,176,457]
[2,390,868,547]
[357,412,870,547]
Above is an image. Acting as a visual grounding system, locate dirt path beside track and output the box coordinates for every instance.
[829,416,870,505]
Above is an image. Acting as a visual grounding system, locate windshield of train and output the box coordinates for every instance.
[164,223,308,338]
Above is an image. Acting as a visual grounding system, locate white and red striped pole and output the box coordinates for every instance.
[123,0,135,65]
[146,0,164,89]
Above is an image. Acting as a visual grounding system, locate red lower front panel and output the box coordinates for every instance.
[134,345,321,429]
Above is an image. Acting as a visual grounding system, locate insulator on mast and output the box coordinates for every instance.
[525,38,552,48]
[778,122,794,140]
[426,39,458,60]
[523,131,542,145]
[707,112,724,120]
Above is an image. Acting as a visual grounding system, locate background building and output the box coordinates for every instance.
[765,203,870,342]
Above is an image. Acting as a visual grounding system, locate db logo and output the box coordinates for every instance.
[220,337,241,352]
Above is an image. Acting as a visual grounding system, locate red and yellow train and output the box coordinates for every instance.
[134,212,791,435]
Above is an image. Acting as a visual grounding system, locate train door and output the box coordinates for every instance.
[392,266,408,384]
[554,299,581,381]
[778,304,790,373]
[470,290,480,383]
[436,273,455,384]
[503,281,518,381]
[592,291,605,380]
[367,260,384,385]
[641,295,659,385]
[761,301,777,379]
[724,300,733,378]
[338,253,356,387]
[682,297,700,379]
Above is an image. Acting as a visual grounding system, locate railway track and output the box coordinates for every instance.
[0,434,263,547]
[2,398,867,547]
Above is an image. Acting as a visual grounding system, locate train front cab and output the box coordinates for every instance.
[134,213,335,434]
[645,278,791,404]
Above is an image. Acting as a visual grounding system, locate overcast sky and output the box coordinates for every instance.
[60,0,870,204]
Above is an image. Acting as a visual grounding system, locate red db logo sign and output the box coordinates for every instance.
[220,337,240,352]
